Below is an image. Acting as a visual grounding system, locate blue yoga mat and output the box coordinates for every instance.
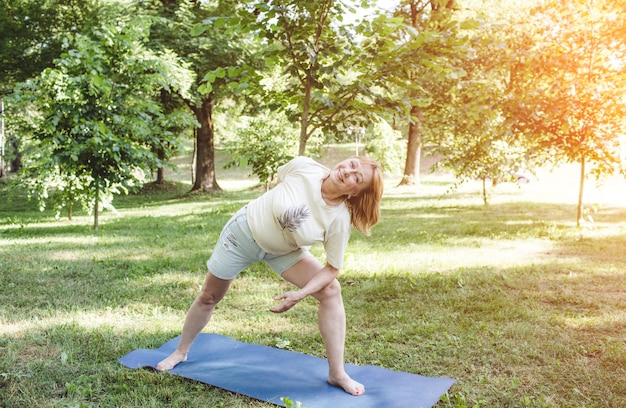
[119,333,455,408]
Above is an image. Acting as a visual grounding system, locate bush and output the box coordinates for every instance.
[365,120,404,176]
[225,112,298,190]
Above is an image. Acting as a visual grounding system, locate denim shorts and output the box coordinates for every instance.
[206,207,311,280]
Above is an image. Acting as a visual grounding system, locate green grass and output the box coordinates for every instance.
[1,148,625,407]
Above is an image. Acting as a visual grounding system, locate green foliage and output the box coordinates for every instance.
[142,0,265,192]
[364,120,405,176]
[0,0,100,94]
[226,0,396,154]
[281,397,305,408]
[147,0,262,95]
[503,0,626,222]
[433,117,530,204]
[507,0,626,172]
[366,4,470,121]
[8,13,194,227]
[224,112,298,190]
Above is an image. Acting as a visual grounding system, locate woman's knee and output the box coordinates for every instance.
[196,273,231,306]
[196,288,225,306]
[314,278,342,301]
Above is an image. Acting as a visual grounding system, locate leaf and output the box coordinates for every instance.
[204,71,217,83]
[198,83,213,94]
[227,67,240,78]
[190,24,207,37]
[91,75,104,87]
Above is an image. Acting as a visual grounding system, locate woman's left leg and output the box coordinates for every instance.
[280,257,364,396]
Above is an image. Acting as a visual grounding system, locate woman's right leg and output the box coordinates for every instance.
[156,272,232,371]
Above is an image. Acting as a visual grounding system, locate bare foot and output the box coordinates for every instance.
[328,373,365,396]
[156,349,187,371]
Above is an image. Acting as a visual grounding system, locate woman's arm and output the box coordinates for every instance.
[269,263,339,313]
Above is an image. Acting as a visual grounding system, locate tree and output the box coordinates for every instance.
[0,0,100,176]
[506,0,626,225]
[425,2,529,202]
[144,0,261,192]
[224,111,298,190]
[390,0,468,186]
[236,0,391,155]
[0,0,99,92]
[9,15,194,228]
[408,0,558,203]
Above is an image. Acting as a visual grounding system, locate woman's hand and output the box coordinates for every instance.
[270,290,304,313]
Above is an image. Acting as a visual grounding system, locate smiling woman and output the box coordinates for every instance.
[155,155,383,396]
[331,157,383,236]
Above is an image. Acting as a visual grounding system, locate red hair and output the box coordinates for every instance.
[346,157,383,236]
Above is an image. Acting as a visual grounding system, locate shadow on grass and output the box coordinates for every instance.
[271,267,626,407]
[362,199,626,251]
[2,176,625,407]
[0,323,264,408]
[1,252,625,407]
[2,195,625,320]
[0,181,261,227]
[112,182,261,210]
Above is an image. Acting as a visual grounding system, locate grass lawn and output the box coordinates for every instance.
[1,146,625,407]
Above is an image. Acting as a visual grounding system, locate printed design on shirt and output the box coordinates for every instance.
[225,233,238,248]
[277,204,311,232]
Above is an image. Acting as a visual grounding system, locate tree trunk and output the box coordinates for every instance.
[191,128,197,184]
[399,1,425,187]
[0,98,5,178]
[156,167,165,184]
[191,97,221,192]
[576,155,586,227]
[398,105,422,186]
[10,139,22,173]
[93,178,100,230]
[482,178,488,205]
[156,88,168,185]
[156,147,166,184]
[299,72,313,155]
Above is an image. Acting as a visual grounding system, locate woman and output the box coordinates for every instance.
[156,155,383,396]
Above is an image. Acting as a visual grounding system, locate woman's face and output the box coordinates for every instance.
[329,158,374,197]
